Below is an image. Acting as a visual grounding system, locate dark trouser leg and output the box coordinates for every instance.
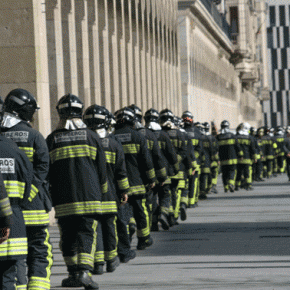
[0,260,17,290]
[128,196,150,241]
[58,216,98,273]
[94,222,104,268]
[15,259,27,289]
[116,203,131,258]
[25,226,53,290]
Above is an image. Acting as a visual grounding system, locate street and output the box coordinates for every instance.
[50,175,290,290]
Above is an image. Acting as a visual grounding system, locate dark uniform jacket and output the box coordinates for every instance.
[216,132,243,166]
[275,135,286,157]
[0,136,33,261]
[262,135,276,160]
[208,134,219,167]
[147,128,179,179]
[1,122,51,226]
[236,134,258,164]
[200,134,214,173]
[161,127,190,180]
[114,125,156,195]
[46,128,109,218]
[137,128,167,183]
[184,125,204,168]
[100,135,130,207]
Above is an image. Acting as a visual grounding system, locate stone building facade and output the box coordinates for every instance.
[178,0,269,129]
[264,0,290,127]
[0,0,182,135]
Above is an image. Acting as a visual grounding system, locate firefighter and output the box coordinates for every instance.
[235,123,257,191]
[159,109,188,226]
[257,127,267,179]
[203,122,219,194]
[83,105,133,273]
[275,127,286,174]
[114,107,156,250]
[263,127,277,178]
[0,135,33,289]
[182,111,204,208]
[283,133,290,181]
[1,88,53,290]
[144,108,179,231]
[129,105,168,230]
[216,120,243,192]
[46,94,107,289]
[173,116,195,221]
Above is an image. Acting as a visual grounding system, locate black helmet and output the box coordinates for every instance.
[83,105,109,129]
[115,107,135,125]
[203,122,210,132]
[182,111,194,125]
[221,120,230,129]
[144,108,160,123]
[159,109,174,124]
[107,112,116,127]
[174,116,183,128]
[129,104,142,123]
[56,94,83,119]
[3,88,39,122]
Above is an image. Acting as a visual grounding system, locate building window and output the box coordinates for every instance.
[229,6,239,43]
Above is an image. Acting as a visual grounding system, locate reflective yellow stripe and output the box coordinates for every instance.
[122,144,140,154]
[174,162,179,171]
[191,139,199,146]
[64,254,78,266]
[0,237,27,257]
[128,185,146,195]
[158,141,166,149]
[136,199,150,238]
[102,201,118,214]
[4,180,25,199]
[201,167,211,173]
[237,139,251,145]
[102,182,108,194]
[146,168,155,180]
[28,276,51,290]
[117,178,130,191]
[172,171,184,179]
[156,167,167,178]
[23,210,50,225]
[0,197,13,217]
[94,250,105,262]
[55,200,117,217]
[218,139,236,146]
[238,159,253,165]
[16,285,27,290]
[49,145,97,164]
[105,151,116,164]
[19,146,34,162]
[220,159,238,166]
[28,184,39,202]
[147,140,154,150]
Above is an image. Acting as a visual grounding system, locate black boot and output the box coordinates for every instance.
[78,270,99,290]
[106,256,120,273]
[92,263,104,275]
[180,203,187,221]
[61,271,82,287]
[158,213,169,230]
[137,236,153,250]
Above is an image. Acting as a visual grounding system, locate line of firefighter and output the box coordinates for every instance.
[0,89,290,290]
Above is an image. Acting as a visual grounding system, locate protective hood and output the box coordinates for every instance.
[146,121,162,131]
[1,112,23,128]
[134,121,144,130]
[95,128,108,139]
[161,120,177,129]
[221,128,230,134]
[56,118,87,131]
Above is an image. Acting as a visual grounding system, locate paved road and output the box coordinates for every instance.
[50,175,290,290]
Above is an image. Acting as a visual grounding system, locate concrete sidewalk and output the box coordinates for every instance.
[50,175,290,290]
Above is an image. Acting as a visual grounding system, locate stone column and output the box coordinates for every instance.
[146,0,153,109]
[151,0,158,110]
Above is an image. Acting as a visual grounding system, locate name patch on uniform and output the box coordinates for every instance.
[54,131,87,143]
[168,130,177,137]
[0,158,15,174]
[101,138,110,148]
[115,133,131,143]
[187,132,195,138]
[3,131,29,143]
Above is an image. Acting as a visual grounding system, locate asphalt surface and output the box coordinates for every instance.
[50,175,290,290]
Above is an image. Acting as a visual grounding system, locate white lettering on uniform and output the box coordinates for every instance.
[115,133,131,143]
[0,158,15,174]
[54,131,87,143]
[3,131,29,143]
